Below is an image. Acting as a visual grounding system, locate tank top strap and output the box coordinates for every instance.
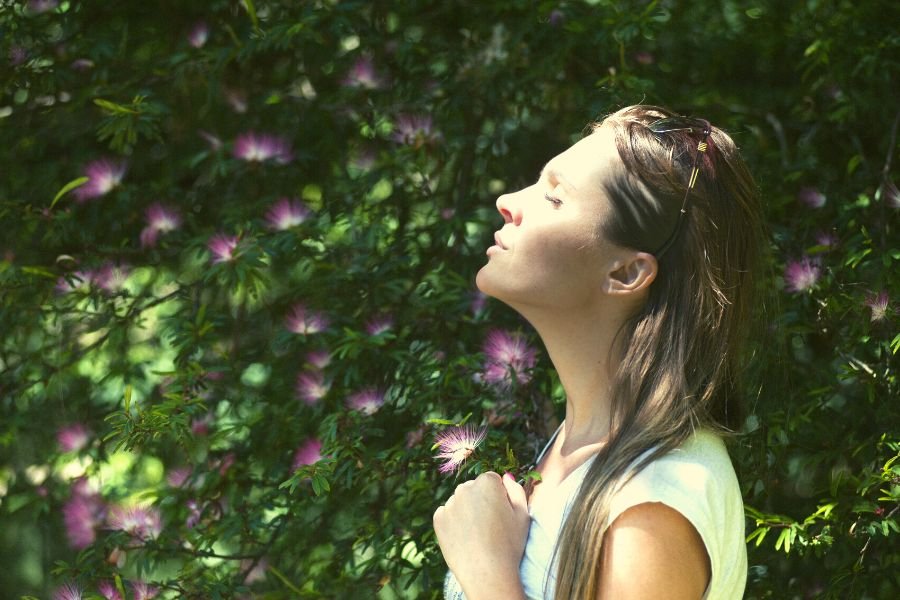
[531,422,564,468]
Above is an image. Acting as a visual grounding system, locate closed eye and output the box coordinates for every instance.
[544,192,562,207]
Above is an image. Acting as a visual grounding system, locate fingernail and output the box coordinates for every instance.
[503,472,514,480]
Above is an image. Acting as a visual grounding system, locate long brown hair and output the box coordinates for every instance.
[552,105,763,599]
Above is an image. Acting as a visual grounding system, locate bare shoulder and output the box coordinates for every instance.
[596,501,711,600]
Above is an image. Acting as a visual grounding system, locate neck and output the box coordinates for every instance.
[518,302,628,454]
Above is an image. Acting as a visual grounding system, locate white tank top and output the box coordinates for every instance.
[443,427,747,599]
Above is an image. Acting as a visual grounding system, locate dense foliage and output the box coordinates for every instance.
[1,0,898,598]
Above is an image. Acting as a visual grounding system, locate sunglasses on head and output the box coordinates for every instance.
[646,117,712,257]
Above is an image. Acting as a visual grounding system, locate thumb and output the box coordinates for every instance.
[502,472,528,512]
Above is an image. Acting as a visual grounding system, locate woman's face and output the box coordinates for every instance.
[476,125,624,312]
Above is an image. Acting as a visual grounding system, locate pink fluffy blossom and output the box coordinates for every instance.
[56,269,95,293]
[233,131,293,164]
[296,371,330,405]
[131,581,159,600]
[166,466,192,488]
[74,159,127,202]
[265,197,310,230]
[365,314,393,336]
[107,504,162,541]
[292,437,324,469]
[865,291,890,322]
[207,233,239,263]
[57,423,91,452]
[26,0,59,14]
[53,583,82,600]
[392,114,439,147]
[482,329,537,387]
[346,388,384,415]
[305,349,331,369]
[140,203,181,248]
[97,581,123,600]
[285,303,330,335]
[434,425,487,474]
[783,257,821,293]
[814,231,838,249]
[95,262,129,293]
[797,186,826,208]
[342,55,385,89]
[62,479,106,549]
[187,21,209,48]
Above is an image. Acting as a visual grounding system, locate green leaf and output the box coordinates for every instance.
[50,176,89,209]
[93,98,139,114]
[242,0,259,30]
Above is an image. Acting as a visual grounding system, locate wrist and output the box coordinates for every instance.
[458,565,526,600]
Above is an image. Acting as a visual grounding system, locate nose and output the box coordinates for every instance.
[496,192,521,225]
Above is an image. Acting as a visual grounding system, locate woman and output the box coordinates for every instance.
[434,105,761,599]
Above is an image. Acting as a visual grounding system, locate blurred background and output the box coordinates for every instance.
[1,0,898,598]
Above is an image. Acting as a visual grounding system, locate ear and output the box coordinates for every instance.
[603,252,657,296]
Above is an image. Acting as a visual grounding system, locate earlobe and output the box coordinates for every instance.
[604,252,657,295]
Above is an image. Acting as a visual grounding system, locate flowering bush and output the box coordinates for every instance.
[1,1,897,598]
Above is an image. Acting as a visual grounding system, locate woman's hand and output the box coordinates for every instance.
[433,472,530,600]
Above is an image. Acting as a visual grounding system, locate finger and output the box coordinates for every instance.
[502,472,528,512]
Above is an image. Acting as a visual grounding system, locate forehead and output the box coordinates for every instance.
[543,125,619,193]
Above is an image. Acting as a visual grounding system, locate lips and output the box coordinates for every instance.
[493,232,506,250]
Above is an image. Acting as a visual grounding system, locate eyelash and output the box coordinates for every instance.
[544,192,562,207]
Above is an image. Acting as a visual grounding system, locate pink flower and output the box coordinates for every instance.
[305,349,331,369]
[292,438,324,469]
[881,180,900,209]
[296,371,330,405]
[434,425,487,474]
[365,314,393,336]
[26,0,59,14]
[470,291,488,317]
[548,9,566,27]
[9,46,27,67]
[233,131,293,164]
[97,580,123,600]
[482,329,537,387]
[107,504,162,541]
[53,582,82,600]
[191,413,212,436]
[634,51,655,65]
[207,233,239,263]
[95,262,129,293]
[56,269,95,293]
[57,423,90,452]
[865,291,890,322]
[346,388,384,415]
[62,481,106,549]
[140,203,181,248]
[224,88,248,113]
[797,186,826,209]
[285,303,329,335]
[166,467,192,488]
[265,197,310,230]
[783,257,821,293]
[343,55,384,89]
[74,159,127,202]
[814,231,838,249]
[188,21,209,48]
[185,499,202,528]
[70,58,94,71]
[392,114,439,147]
[131,581,159,600]
[198,129,223,151]
[348,147,376,172]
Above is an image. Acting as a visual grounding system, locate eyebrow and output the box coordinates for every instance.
[540,165,577,192]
